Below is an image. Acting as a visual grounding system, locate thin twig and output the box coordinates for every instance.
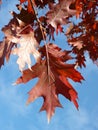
[29,0,52,83]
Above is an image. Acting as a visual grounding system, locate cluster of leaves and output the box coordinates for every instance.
[67,0,98,67]
[0,0,98,122]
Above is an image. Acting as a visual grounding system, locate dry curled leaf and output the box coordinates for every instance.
[46,0,76,29]
[12,29,41,71]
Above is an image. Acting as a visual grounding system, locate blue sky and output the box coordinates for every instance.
[0,1,98,130]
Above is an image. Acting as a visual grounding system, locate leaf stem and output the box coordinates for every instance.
[29,0,51,83]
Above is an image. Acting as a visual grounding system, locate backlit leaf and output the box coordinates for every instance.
[12,28,41,71]
[46,0,76,29]
[16,43,84,121]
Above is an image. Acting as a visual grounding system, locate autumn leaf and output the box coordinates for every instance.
[16,60,81,122]
[26,61,62,123]
[16,43,84,122]
[12,28,41,71]
[2,17,41,71]
[46,0,76,29]
[15,60,61,122]
[66,1,98,67]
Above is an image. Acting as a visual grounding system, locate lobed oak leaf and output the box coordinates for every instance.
[16,43,84,121]
[12,29,41,71]
[17,59,82,121]
[27,63,62,122]
[40,43,84,97]
[1,10,40,70]
[38,43,84,104]
[46,0,76,29]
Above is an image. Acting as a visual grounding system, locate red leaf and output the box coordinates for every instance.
[27,0,34,14]
[20,0,27,4]
[27,65,62,122]
[57,75,78,109]
[16,43,84,122]
[66,2,98,67]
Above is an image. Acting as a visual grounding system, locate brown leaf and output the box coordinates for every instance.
[46,0,76,29]
[66,1,98,67]
[0,41,7,67]
[0,39,15,67]
[15,61,45,84]
[27,64,62,122]
[16,43,84,122]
